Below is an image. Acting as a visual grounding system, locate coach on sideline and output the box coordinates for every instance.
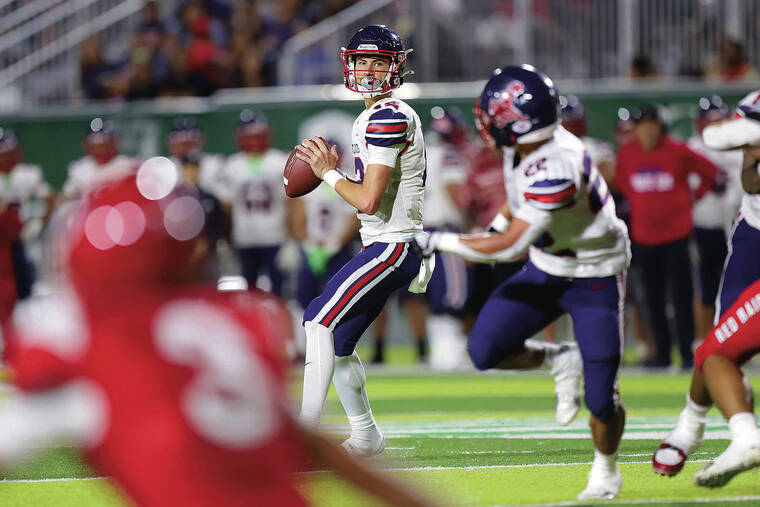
[615,105,718,370]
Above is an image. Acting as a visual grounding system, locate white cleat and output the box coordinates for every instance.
[653,408,706,476]
[341,433,386,457]
[578,463,622,500]
[693,440,760,488]
[550,343,582,426]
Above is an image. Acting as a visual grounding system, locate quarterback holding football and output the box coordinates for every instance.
[294,24,429,457]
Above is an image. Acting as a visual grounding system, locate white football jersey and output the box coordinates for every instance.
[219,150,289,248]
[303,183,356,250]
[63,155,138,199]
[687,135,743,231]
[501,146,523,216]
[509,127,630,278]
[351,97,425,246]
[170,153,226,198]
[423,142,466,229]
[0,163,51,204]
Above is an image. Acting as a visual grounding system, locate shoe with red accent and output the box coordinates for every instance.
[653,407,705,476]
[653,442,688,476]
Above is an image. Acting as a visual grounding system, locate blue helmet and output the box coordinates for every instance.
[559,94,587,137]
[0,127,19,152]
[474,65,560,148]
[696,95,730,133]
[168,117,204,156]
[341,24,411,97]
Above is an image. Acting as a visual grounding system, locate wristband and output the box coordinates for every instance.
[323,169,345,189]
[437,232,461,253]
[488,213,510,233]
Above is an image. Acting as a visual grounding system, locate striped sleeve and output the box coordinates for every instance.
[365,108,409,147]
[523,178,577,211]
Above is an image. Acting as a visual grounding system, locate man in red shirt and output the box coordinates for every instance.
[0,173,434,507]
[616,105,718,369]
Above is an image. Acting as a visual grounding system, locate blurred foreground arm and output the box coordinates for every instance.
[299,424,439,507]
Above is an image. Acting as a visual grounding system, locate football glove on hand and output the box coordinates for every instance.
[412,231,440,258]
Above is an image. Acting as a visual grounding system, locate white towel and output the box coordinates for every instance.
[408,254,435,293]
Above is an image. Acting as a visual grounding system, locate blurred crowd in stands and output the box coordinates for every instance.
[79,0,760,102]
[80,0,359,100]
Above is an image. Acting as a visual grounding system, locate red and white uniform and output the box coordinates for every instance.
[351,97,426,245]
[3,287,308,507]
[695,278,760,371]
[464,146,506,231]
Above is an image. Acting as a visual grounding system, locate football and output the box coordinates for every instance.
[283,138,325,198]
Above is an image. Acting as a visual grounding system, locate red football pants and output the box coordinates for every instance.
[695,278,760,371]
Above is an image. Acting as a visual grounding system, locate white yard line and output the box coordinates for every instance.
[305,459,714,474]
[493,495,760,507]
[0,477,106,483]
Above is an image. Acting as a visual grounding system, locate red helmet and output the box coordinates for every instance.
[235,109,270,154]
[66,160,205,294]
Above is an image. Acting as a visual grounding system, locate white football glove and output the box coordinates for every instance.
[412,231,440,258]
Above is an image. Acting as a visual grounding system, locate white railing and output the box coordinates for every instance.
[0,0,163,104]
[278,0,759,86]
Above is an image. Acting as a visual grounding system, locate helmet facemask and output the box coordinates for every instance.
[341,48,412,97]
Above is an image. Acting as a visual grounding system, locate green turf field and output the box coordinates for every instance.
[1,351,759,506]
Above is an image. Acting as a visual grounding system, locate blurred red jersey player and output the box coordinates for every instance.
[0,163,435,507]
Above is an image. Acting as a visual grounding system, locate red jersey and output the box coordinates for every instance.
[615,135,717,245]
[464,146,507,230]
[0,206,22,321]
[7,285,307,507]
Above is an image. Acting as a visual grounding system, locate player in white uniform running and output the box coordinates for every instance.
[62,119,138,200]
[295,24,427,457]
[416,65,631,500]
[653,90,760,486]
[0,128,54,297]
[218,110,290,295]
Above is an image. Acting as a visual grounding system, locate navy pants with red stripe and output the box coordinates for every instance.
[468,261,625,421]
[303,242,421,357]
